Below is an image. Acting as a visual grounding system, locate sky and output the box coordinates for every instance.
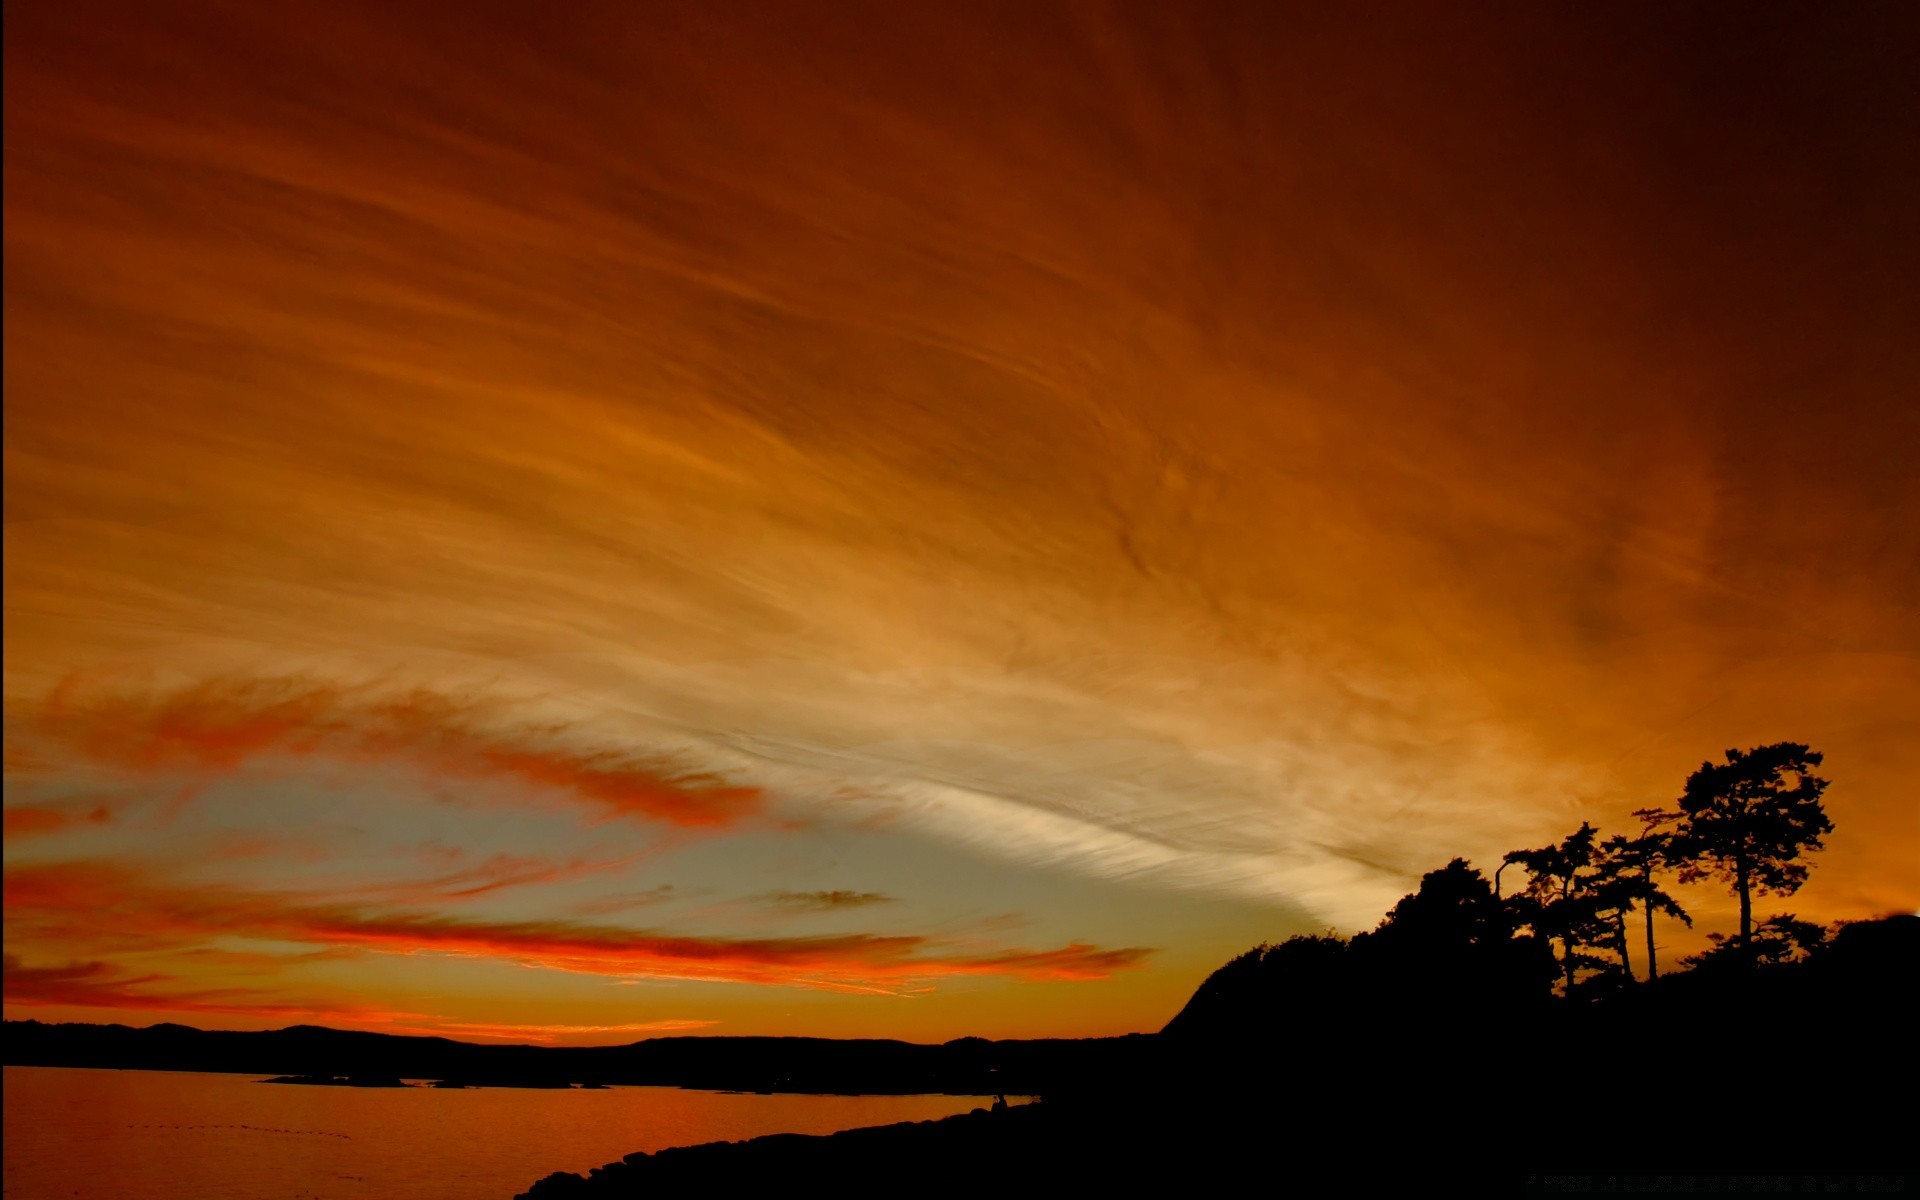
[5,0,1917,1045]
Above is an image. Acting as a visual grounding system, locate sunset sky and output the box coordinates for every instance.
[6,1,1917,1045]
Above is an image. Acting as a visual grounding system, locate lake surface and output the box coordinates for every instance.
[3,1066,987,1199]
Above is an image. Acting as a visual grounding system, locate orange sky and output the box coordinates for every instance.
[6,0,1918,1044]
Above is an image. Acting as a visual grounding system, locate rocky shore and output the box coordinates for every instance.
[516,1104,1082,1197]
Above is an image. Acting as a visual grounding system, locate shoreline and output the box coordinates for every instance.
[3,1062,1001,1100]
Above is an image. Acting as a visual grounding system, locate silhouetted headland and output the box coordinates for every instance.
[512,912,1917,1195]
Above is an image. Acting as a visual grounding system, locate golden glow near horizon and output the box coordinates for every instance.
[6,1,1917,1044]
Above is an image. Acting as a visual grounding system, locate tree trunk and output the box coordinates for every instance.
[1617,913,1632,982]
[1736,858,1753,962]
[1644,892,1658,981]
[1560,877,1575,996]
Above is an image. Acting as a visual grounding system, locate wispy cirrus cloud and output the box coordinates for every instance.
[8,0,1913,1048]
[567,886,678,917]
[364,852,655,905]
[758,890,896,911]
[17,676,762,829]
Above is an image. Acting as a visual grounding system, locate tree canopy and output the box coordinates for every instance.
[1675,743,1832,955]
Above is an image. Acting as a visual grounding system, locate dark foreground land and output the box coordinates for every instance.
[517,1099,1914,1198]
[518,914,1919,1196]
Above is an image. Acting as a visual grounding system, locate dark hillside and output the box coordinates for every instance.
[2,1019,1146,1097]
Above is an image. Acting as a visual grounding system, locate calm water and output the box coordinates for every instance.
[3,1066,987,1199]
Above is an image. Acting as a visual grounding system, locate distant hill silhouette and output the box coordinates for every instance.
[1,1019,1145,1097]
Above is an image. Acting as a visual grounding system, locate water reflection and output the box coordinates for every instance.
[3,1066,985,1200]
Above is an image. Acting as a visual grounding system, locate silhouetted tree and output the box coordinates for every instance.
[1596,820,1691,982]
[1503,823,1615,996]
[1675,743,1832,962]
[1369,858,1514,950]
[1589,851,1639,984]
[1681,913,1829,972]
[1352,858,1555,1020]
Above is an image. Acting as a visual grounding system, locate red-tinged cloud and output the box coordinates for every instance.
[0,952,405,1022]
[3,804,110,839]
[3,862,1152,993]
[2,952,720,1043]
[21,676,761,828]
[5,807,75,838]
[422,1019,719,1044]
